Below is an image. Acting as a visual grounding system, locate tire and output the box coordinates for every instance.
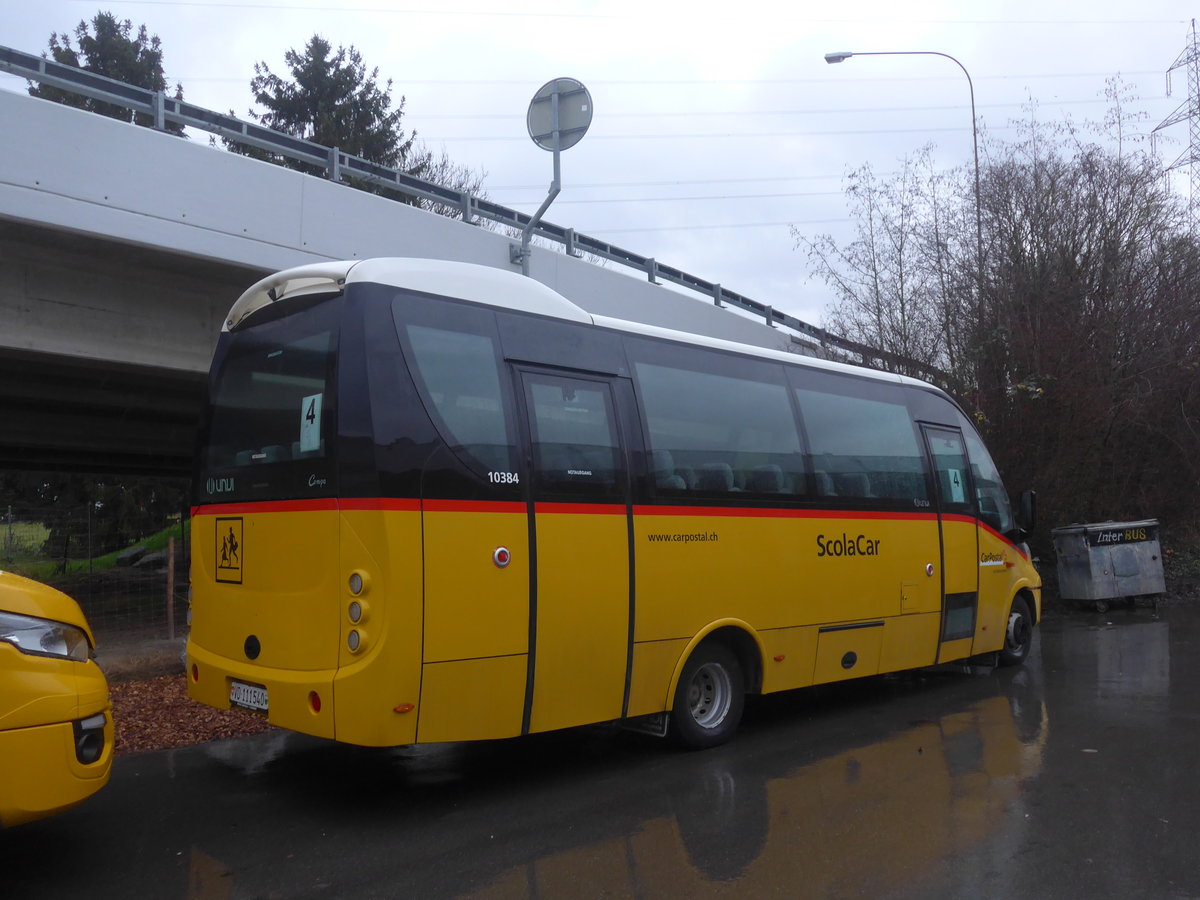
[670,642,745,749]
[999,595,1034,667]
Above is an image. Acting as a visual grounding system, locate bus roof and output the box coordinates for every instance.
[224,258,591,331]
[225,257,939,395]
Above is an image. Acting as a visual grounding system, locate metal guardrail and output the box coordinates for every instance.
[1,43,942,379]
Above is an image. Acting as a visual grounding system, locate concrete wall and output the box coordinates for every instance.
[0,88,797,376]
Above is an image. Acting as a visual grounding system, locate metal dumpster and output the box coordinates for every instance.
[1051,519,1165,612]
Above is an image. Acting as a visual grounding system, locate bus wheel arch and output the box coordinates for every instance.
[668,625,761,749]
[999,592,1035,667]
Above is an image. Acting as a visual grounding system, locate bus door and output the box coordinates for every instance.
[920,425,980,663]
[519,369,633,734]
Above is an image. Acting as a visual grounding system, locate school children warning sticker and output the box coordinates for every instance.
[216,517,243,584]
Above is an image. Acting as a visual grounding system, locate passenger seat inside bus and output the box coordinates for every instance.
[698,462,737,492]
[747,464,785,493]
[650,449,687,490]
[814,470,837,497]
[836,472,874,498]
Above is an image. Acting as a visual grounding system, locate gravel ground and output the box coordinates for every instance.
[109,674,272,755]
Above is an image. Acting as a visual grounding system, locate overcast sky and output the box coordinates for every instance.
[1,1,1194,328]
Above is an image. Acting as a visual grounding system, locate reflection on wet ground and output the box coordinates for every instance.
[5,605,1200,899]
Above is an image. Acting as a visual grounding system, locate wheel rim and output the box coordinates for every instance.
[1007,609,1031,652]
[687,662,732,729]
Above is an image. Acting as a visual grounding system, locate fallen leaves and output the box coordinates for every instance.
[108,674,272,755]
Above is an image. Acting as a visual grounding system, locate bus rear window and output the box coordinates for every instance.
[201,299,338,486]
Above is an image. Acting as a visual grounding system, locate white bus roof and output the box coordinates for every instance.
[224,258,591,331]
[225,257,937,394]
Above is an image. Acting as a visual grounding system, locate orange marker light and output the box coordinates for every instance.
[394,703,415,714]
[773,655,786,662]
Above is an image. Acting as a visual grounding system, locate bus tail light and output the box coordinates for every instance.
[348,571,370,595]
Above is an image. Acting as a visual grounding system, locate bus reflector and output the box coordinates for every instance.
[394,703,415,714]
[191,664,199,682]
[309,691,322,713]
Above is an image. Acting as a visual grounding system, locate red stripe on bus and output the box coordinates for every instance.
[941,513,978,527]
[633,505,939,522]
[535,502,627,515]
[422,500,527,514]
[191,498,1015,550]
[340,498,421,512]
[978,519,1031,558]
[192,499,339,516]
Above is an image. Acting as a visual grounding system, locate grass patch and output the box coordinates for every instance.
[5,520,189,582]
[1,521,51,558]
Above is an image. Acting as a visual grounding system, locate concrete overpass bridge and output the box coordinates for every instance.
[0,49,869,475]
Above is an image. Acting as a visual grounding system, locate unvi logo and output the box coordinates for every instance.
[206,476,235,495]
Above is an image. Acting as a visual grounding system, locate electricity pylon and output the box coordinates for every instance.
[1154,18,1200,226]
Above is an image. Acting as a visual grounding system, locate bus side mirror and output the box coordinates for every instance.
[1018,489,1037,533]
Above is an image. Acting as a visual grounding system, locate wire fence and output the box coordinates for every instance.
[2,501,190,646]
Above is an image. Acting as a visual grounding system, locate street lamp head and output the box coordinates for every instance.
[824,51,854,64]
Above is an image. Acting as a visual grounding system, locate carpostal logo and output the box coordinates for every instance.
[816,533,881,558]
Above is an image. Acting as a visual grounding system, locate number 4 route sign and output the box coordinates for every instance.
[300,393,322,452]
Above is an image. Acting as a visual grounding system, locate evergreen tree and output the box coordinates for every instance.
[240,36,418,183]
[29,11,184,136]
[233,35,486,212]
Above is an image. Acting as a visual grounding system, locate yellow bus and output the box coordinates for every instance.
[186,258,1040,749]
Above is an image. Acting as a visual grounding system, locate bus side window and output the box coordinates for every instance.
[400,320,517,478]
[793,383,927,505]
[632,349,803,500]
[525,377,622,498]
[963,429,1015,534]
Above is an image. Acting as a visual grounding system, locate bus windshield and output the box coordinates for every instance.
[197,296,340,501]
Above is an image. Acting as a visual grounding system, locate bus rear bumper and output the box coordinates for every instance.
[185,640,336,740]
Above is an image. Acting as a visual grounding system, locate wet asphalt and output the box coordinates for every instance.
[4,603,1199,899]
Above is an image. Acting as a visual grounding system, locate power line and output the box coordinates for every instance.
[53,1,1190,27]
[164,71,1164,86]
[409,97,1119,121]
[593,218,851,235]
[544,190,846,205]
[441,124,1017,142]
[488,174,850,190]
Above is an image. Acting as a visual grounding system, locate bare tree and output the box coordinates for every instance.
[795,147,971,379]
[796,99,1200,548]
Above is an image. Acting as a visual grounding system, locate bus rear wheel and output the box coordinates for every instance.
[999,596,1034,667]
[670,642,744,749]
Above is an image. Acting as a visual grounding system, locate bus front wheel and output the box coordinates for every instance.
[999,596,1034,667]
[670,642,745,749]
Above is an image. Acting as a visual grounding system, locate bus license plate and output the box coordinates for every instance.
[230,680,268,713]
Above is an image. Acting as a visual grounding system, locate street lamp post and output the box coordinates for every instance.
[824,49,985,360]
